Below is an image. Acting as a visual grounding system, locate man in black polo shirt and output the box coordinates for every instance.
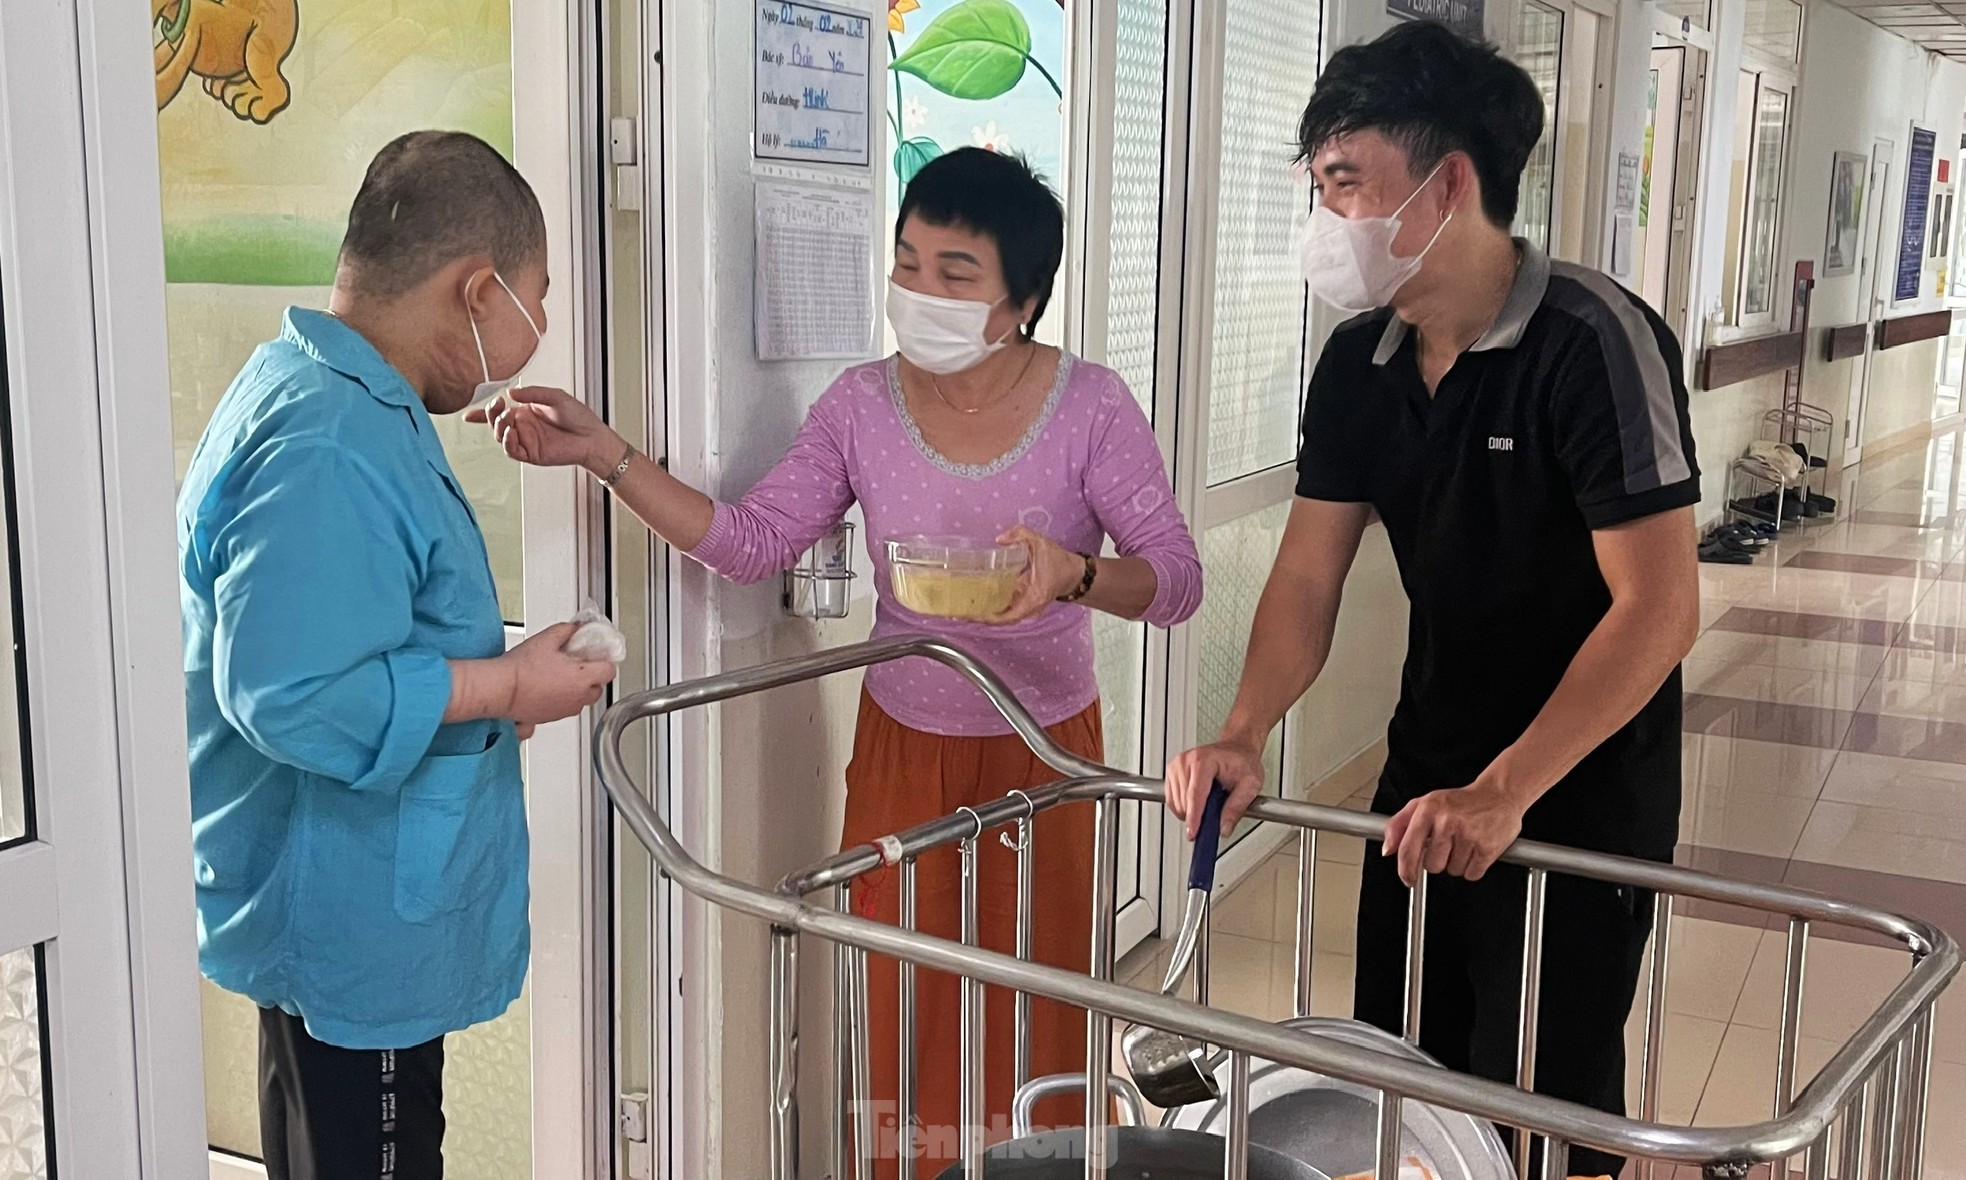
[1165,22,1700,1177]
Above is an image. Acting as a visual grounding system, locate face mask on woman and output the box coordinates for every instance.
[886,280,1018,375]
[1295,161,1452,314]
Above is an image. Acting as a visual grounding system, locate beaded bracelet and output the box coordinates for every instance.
[1058,553,1097,603]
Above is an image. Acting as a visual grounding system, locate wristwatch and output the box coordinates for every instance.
[1058,553,1098,603]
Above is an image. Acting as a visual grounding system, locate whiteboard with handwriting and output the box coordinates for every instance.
[755,1,874,168]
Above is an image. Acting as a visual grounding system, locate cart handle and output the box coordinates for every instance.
[596,636,1961,1167]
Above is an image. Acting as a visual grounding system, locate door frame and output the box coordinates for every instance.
[1848,137,1897,466]
[1064,0,1194,959]
[511,0,618,1175]
[0,0,207,1176]
[1507,0,1617,267]
[1154,0,1327,925]
[1654,34,1710,356]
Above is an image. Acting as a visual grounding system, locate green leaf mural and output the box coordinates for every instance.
[891,0,1032,101]
[894,137,944,185]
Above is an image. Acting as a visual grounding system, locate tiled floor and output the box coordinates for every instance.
[1114,423,1966,1179]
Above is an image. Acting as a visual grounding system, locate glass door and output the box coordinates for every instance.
[148,0,607,1172]
[1553,2,1609,265]
[1072,0,1183,956]
[1,0,209,1174]
[1512,0,1565,251]
[1164,0,1327,902]
[1634,35,1708,347]
[1509,0,1611,264]
[1848,139,1897,465]
[1934,160,1963,422]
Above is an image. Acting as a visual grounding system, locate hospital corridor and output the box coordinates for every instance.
[0,0,1962,1178]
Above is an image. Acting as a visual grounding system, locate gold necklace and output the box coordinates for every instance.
[930,344,1038,415]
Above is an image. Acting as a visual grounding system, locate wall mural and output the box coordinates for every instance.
[153,0,301,124]
[156,0,523,624]
[157,0,513,288]
[882,0,1068,353]
[885,0,1066,187]
[155,3,531,1174]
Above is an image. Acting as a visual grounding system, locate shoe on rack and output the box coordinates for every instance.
[1746,490,1804,521]
[1711,523,1769,549]
[1731,497,1779,524]
[1699,538,1752,564]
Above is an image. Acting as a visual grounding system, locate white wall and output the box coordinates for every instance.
[1782,0,1964,458]
[1785,0,1966,330]
[662,3,1411,1174]
[1664,0,1966,520]
[663,1,879,1172]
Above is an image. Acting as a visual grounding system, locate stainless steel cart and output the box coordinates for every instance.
[594,636,1959,1180]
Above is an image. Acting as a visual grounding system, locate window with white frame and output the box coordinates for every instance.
[1512,0,1564,251]
[1510,0,1611,264]
[1724,0,1803,327]
[1192,0,1325,848]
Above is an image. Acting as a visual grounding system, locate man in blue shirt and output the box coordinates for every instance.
[179,131,616,1180]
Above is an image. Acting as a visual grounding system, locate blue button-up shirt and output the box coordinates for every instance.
[179,308,526,1050]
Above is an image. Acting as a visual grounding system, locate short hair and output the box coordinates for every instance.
[1296,22,1544,226]
[896,148,1066,338]
[337,131,546,297]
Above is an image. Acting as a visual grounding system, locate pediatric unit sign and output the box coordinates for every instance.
[755,1,874,168]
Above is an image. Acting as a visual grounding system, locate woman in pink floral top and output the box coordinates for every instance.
[475,149,1200,1170]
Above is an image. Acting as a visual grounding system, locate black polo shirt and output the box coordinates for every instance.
[1296,241,1699,860]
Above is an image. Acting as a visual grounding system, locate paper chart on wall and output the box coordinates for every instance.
[1612,214,1636,278]
[1616,151,1642,214]
[755,0,874,168]
[754,180,877,361]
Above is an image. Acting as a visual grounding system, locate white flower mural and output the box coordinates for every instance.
[971,121,1014,154]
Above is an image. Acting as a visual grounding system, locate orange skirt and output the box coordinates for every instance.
[841,691,1103,1178]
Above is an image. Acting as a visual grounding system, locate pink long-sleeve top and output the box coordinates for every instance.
[691,353,1203,737]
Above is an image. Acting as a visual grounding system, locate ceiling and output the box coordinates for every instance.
[1831,0,1966,63]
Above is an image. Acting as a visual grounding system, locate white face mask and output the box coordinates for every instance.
[467,273,544,408]
[886,280,1017,375]
[1295,163,1453,313]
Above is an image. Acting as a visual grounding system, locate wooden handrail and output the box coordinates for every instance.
[1698,330,1805,390]
[1823,323,1867,362]
[1875,310,1952,351]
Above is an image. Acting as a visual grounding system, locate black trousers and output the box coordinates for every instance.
[1353,786,1658,1179]
[258,1006,447,1180]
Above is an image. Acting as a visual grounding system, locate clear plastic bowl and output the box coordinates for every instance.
[885,535,1030,620]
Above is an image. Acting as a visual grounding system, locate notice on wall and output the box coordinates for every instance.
[755,0,874,168]
[1616,151,1642,214]
[754,180,876,361]
[1386,0,1485,39]
[1612,213,1636,278]
[1895,124,1937,304]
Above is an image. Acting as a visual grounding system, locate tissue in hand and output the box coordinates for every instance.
[563,605,628,664]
